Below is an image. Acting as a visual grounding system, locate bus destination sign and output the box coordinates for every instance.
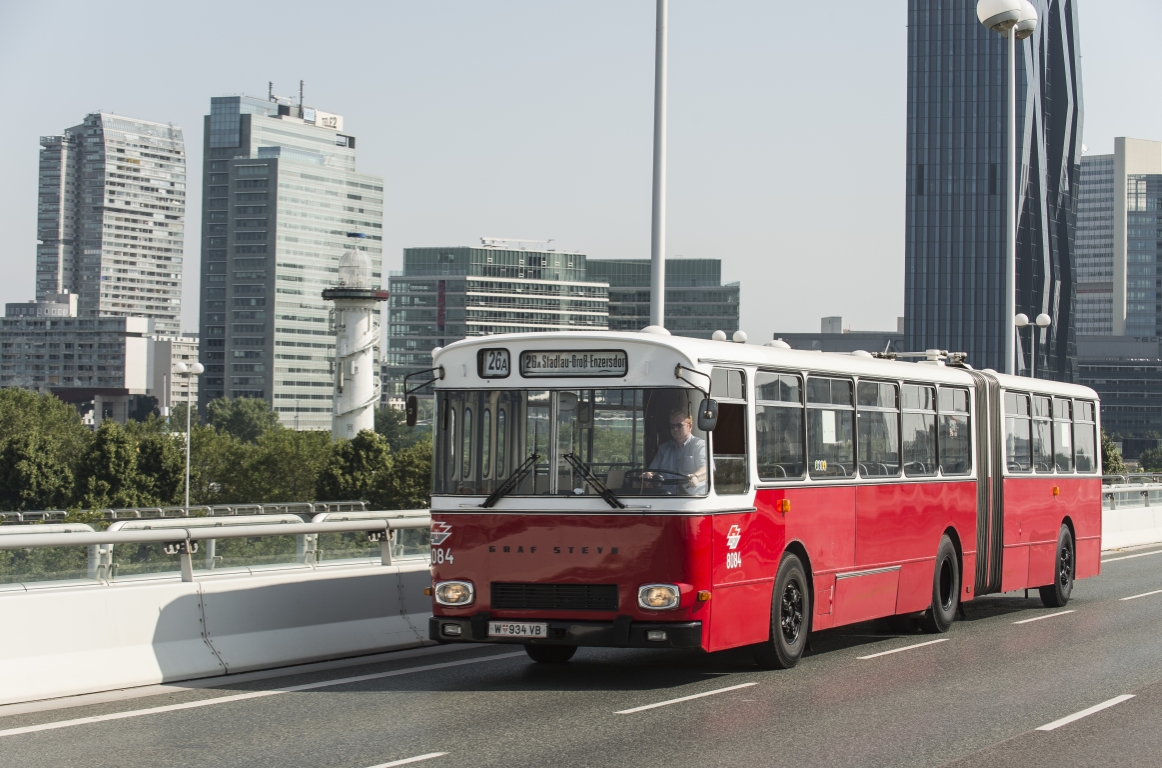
[520,350,628,378]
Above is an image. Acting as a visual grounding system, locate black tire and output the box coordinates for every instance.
[524,644,577,664]
[1039,524,1075,608]
[920,535,960,634]
[753,553,811,669]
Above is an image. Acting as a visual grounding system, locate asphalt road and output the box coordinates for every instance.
[2,544,1161,768]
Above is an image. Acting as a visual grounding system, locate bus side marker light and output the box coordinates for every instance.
[778,499,791,513]
[697,590,712,602]
[424,587,432,596]
[1053,486,1060,497]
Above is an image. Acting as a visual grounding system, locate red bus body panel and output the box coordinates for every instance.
[431,477,1101,653]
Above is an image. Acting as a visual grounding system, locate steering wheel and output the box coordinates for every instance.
[624,468,692,495]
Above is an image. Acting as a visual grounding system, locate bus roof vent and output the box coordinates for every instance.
[765,339,791,349]
[641,325,671,335]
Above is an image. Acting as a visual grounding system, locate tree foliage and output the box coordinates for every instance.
[1101,430,1127,476]
[0,391,433,512]
[1138,446,1162,473]
[374,407,429,452]
[207,397,281,443]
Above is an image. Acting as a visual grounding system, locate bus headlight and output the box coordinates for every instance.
[638,584,681,610]
[434,581,475,606]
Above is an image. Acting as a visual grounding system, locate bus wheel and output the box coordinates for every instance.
[753,553,810,670]
[1039,525,1074,608]
[525,644,577,664]
[920,535,959,634]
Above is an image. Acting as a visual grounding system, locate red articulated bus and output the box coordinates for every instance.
[420,332,1102,667]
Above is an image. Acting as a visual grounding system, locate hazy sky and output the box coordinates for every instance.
[1,1,1159,338]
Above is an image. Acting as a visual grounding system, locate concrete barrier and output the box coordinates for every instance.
[1102,506,1162,551]
[0,561,430,707]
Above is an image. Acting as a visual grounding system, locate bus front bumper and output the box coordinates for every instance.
[429,614,703,650]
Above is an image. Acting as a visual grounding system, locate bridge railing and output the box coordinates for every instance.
[0,512,431,587]
[0,500,370,524]
[1102,483,1162,511]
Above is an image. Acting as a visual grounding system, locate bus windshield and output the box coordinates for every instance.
[434,388,709,498]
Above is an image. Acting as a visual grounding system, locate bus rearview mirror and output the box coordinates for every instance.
[698,399,719,432]
[406,396,418,427]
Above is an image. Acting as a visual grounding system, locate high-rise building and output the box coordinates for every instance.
[37,113,186,336]
[383,245,609,403]
[196,94,384,430]
[903,0,1083,380]
[770,316,906,354]
[585,258,740,339]
[1076,139,1162,337]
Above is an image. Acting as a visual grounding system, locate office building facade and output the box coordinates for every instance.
[37,113,186,337]
[383,246,609,402]
[1075,139,1162,336]
[197,95,384,430]
[771,316,907,354]
[903,0,1083,380]
[585,258,740,339]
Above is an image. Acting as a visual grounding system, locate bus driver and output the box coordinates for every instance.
[644,410,708,494]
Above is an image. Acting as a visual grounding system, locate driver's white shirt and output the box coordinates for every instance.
[649,434,708,493]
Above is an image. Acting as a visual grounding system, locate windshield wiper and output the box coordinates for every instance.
[562,453,626,510]
[480,453,540,508]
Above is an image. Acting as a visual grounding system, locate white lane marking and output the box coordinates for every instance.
[1121,588,1162,601]
[1103,549,1162,563]
[368,753,448,768]
[616,682,757,714]
[1036,695,1135,731]
[1013,610,1075,625]
[0,653,524,739]
[857,638,949,660]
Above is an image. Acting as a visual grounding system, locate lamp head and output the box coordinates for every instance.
[1014,313,1030,328]
[1014,0,1038,39]
[1035,313,1052,328]
[976,0,1022,33]
[190,363,205,375]
[172,362,188,374]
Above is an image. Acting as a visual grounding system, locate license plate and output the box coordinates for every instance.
[488,621,548,638]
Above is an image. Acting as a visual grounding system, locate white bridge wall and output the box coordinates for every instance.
[0,562,431,707]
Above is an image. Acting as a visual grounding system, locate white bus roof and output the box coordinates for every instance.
[431,331,1098,401]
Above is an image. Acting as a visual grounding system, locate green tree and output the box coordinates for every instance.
[1139,446,1162,472]
[316,430,391,502]
[207,397,281,443]
[370,437,432,510]
[1102,430,1127,476]
[374,406,429,452]
[235,428,334,502]
[0,433,76,511]
[126,417,186,505]
[80,420,148,509]
[0,389,90,511]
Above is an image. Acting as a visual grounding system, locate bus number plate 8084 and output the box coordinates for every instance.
[488,621,548,638]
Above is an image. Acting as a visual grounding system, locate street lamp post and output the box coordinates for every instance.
[977,0,1038,376]
[1014,312,1052,378]
[173,361,204,509]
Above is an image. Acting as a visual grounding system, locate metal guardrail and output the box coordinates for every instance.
[0,500,369,524]
[0,515,431,583]
[1102,483,1162,511]
[1102,474,1162,486]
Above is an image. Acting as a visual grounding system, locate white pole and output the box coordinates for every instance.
[649,0,668,329]
[1030,326,1035,379]
[1005,29,1017,376]
[184,374,191,510]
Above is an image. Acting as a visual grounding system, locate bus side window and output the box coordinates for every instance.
[807,377,855,479]
[857,381,900,477]
[1053,398,1073,472]
[710,368,748,495]
[1005,392,1032,473]
[756,372,805,481]
[1032,396,1053,472]
[902,384,937,477]
[938,387,971,476]
[1074,400,1098,473]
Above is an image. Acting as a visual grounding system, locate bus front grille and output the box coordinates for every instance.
[490,583,619,612]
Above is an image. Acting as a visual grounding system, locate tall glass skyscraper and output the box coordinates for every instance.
[37,113,186,336]
[903,0,1083,380]
[197,95,384,429]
